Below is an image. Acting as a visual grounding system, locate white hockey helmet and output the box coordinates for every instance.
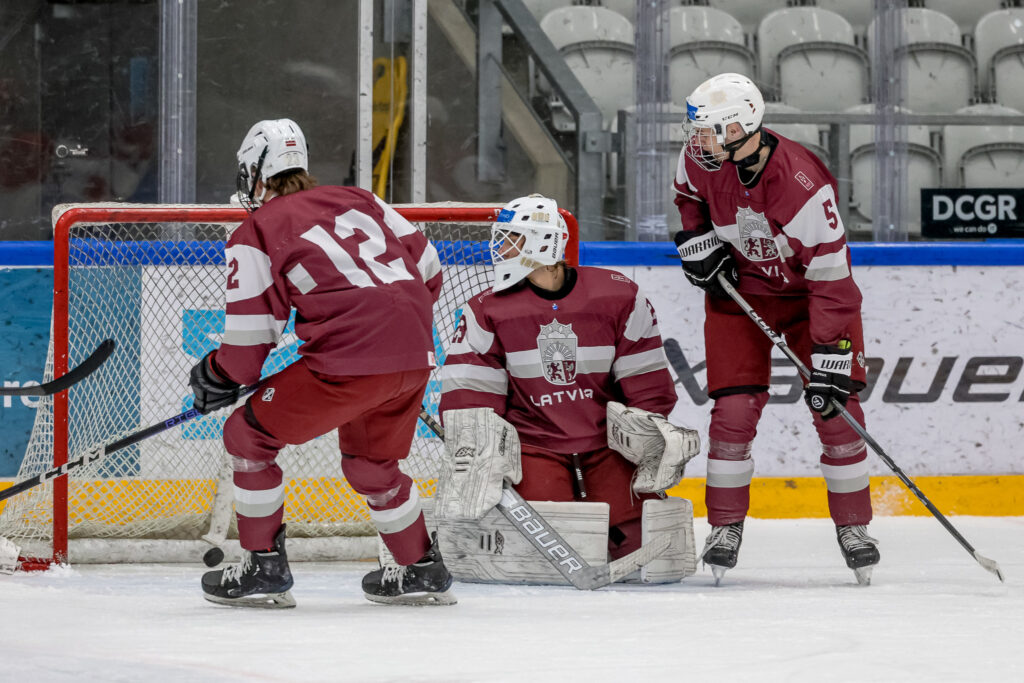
[490,194,569,292]
[236,118,308,210]
[683,73,764,171]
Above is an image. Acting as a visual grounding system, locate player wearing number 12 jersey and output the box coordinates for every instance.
[672,74,879,584]
[188,118,455,607]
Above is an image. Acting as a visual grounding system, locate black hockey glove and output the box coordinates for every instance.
[189,351,241,414]
[804,341,854,421]
[673,230,738,299]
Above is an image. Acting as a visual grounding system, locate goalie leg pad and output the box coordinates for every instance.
[436,408,522,521]
[435,501,609,585]
[638,497,697,583]
[606,401,701,493]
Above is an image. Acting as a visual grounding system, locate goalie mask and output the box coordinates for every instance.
[490,194,569,292]
[682,73,764,171]
[236,118,308,211]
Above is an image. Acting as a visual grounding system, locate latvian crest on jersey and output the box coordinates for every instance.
[736,206,778,262]
[537,319,577,385]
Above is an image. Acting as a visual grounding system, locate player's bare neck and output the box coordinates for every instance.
[527,264,565,292]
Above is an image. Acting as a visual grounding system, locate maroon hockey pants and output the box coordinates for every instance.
[222,359,432,564]
[515,445,658,559]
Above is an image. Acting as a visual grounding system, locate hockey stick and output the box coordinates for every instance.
[0,384,260,505]
[418,409,672,590]
[0,339,116,396]
[716,273,1005,583]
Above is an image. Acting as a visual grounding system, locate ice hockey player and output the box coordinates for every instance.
[672,73,879,585]
[189,118,455,607]
[433,194,701,585]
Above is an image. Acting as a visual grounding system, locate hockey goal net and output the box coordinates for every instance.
[0,202,578,569]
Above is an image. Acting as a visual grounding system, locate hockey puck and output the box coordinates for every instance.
[203,546,225,567]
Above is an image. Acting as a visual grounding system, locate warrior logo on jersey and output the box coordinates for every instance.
[537,319,578,385]
[736,206,778,262]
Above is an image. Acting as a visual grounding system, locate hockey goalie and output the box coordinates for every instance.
[424,194,702,585]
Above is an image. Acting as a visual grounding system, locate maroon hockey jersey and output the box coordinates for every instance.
[214,185,442,385]
[439,267,677,453]
[673,130,862,346]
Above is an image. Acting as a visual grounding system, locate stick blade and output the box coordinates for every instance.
[974,551,1005,582]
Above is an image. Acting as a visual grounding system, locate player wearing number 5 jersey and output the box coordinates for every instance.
[672,74,879,584]
[189,118,455,607]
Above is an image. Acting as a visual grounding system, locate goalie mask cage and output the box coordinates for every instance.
[0,202,579,570]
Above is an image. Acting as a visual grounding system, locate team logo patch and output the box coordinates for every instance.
[736,206,779,262]
[537,319,578,386]
[795,170,815,191]
[261,388,275,402]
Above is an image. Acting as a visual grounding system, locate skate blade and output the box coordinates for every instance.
[204,590,297,609]
[364,589,457,606]
[853,566,873,586]
[710,565,728,587]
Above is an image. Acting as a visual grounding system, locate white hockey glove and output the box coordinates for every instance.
[606,401,701,494]
[436,408,522,521]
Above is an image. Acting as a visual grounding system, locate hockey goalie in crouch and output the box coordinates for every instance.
[426,194,701,585]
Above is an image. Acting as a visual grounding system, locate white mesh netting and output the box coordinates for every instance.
[0,203,503,564]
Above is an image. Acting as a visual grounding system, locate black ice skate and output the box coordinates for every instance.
[836,524,880,586]
[701,521,744,586]
[202,525,295,608]
[362,533,456,606]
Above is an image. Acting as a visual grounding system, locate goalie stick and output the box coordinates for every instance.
[716,273,1005,583]
[0,339,115,396]
[417,409,672,590]
[0,383,260,505]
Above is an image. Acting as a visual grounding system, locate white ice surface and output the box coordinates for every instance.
[1,516,1021,683]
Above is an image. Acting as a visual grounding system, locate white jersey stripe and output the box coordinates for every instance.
[612,347,669,380]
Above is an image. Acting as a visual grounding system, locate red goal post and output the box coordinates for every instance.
[1,202,578,569]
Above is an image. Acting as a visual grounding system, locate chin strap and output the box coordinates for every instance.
[725,128,764,168]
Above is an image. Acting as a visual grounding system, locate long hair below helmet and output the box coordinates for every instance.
[490,194,569,292]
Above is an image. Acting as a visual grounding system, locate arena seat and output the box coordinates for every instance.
[844,104,940,237]
[813,0,875,40]
[762,102,829,168]
[942,103,1024,187]
[924,0,1006,36]
[667,5,755,102]
[975,9,1024,111]
[539,6,636,129]
[868,8,976,113]
[759,7,868,111]
[708,0,789,35]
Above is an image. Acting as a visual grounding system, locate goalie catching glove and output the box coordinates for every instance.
[606,402,701,493]
[436,408,522,521]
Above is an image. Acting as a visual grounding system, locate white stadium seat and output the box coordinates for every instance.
[667,6,755,102]
[942,103,1024,187]
[759,7,868,111]
[975,9,1024,111]
[762,102,829,167]
[868,8,976,113]
[813,0,875,40]
[924,0,1006,36]
[708,0,789,35]
[539,6,636,129]
[844,104,940,237]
